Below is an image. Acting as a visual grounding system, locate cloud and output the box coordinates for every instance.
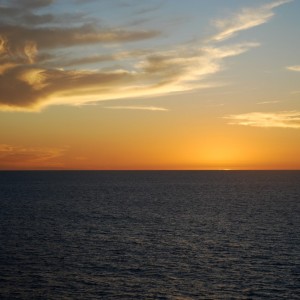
[0,24,160,54]
[286,65,300,72]
[54,50,150,68]
[105,105,168,111]
[14,0,54,9]
[0,37,259,111]
[134,2,164,15]
[0,144,66,168]
[225,111,300,129]
[0,0,160,64]
[0,0,290,111]
[211,0,292,42]
[0,0,89,26]
[257,100,280,105]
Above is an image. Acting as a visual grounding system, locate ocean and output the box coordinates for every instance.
[0,171,299,299]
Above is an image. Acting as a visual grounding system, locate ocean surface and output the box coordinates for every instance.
[0,171,299,299]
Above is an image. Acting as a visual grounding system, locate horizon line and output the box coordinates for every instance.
[0,169,300,172]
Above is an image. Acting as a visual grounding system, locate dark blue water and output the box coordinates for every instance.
[0,171,299,299]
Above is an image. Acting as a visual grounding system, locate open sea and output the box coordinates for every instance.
[0,171,299,299]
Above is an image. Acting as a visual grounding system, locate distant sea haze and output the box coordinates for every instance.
[0,171,299,299]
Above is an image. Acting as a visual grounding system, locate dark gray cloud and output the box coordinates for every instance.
[0,23,159,52]
[11,0,54,9]
[0,3,90,26]
[0,64,133,109]
[0,0,164,110]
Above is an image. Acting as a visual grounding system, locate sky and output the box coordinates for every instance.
[0,0,300,170]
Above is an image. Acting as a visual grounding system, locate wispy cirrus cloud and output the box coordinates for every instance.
[0,0,292,111]
[0,144,67,168]
[225,111,300,129]
[105,106,168,111]
[286,65,300,72]
[211,0,292,42]
[53,50,150,68]
[257,100,280,105]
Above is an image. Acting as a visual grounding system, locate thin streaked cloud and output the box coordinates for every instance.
[0,144,67,168]
[257,100,280,105]
[286,65,300,72]
[225,111,300,129]
[206,103,225,107]
[211,0,292,42]
[105,106,169,111]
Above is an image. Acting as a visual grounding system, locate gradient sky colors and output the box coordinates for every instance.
[0,0,300,170]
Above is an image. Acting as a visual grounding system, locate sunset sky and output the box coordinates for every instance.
[0,0,300,170]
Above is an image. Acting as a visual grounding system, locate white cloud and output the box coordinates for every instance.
[211,0,292,42]
[225,111,300,129]
[105,106,168,111]
[287,65,300,72]
[257,100,280,105]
